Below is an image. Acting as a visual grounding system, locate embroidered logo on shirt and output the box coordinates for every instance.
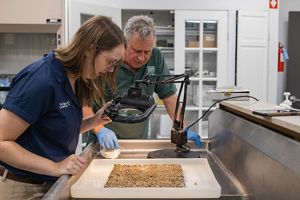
[147,66,155,75]
[59,100,71,109]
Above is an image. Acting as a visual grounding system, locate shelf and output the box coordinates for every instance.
[161,50,174,53]
[155,27,217,36]
[202,77,218,81]
[155,26,174,35]
[185,29,200,36]
[158,47,174,53]
[184,47,218,51]
[189,77,201,81]
[158,47,174,50]
[202,107,217,111]
[185,106,201,111]
[203,30,217,34]
[186,77,218,81]
[185,47,200,51]
[203,48,218,51]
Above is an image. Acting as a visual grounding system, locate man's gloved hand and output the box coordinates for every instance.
[96,128,119,150]
[186,129,202,148]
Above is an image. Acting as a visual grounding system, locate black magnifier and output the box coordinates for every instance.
[105,73,191,154]
[104,82,157,123]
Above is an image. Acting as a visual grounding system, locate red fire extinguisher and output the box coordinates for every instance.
[278,43,284,72]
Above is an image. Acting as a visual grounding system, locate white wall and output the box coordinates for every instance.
[278,0,300,103]
[115,0,268,10]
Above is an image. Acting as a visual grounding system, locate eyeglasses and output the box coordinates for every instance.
[102,53,122,72]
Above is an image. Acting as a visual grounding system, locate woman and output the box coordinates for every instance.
[0,16,126,199]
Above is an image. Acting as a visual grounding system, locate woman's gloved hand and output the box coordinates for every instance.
[96,127,119,150]
[186,129,202,148]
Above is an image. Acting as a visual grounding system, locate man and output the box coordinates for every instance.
[84,15,202,150]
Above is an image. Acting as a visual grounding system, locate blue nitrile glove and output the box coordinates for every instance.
[186,129,202,148]
[96,128,119,150]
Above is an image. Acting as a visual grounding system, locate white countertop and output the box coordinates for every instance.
[220,101,300,139]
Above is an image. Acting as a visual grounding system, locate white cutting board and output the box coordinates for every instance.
[71,158,221,198]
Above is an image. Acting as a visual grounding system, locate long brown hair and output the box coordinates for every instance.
[55,16,126,106]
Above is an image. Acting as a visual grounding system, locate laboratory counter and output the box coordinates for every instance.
[219,101,300,141]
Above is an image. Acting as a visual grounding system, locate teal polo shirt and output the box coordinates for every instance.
[104,48,176,139]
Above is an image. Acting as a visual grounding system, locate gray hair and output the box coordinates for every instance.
[124,15,156,41]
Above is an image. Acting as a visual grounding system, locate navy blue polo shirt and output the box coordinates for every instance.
[1,51,82,182]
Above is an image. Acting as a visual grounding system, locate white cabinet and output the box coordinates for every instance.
[0,33,59,74]
[175,11,228,138]
[122,10,228,138]
[0,0,64,74]
[0,0,63,25]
